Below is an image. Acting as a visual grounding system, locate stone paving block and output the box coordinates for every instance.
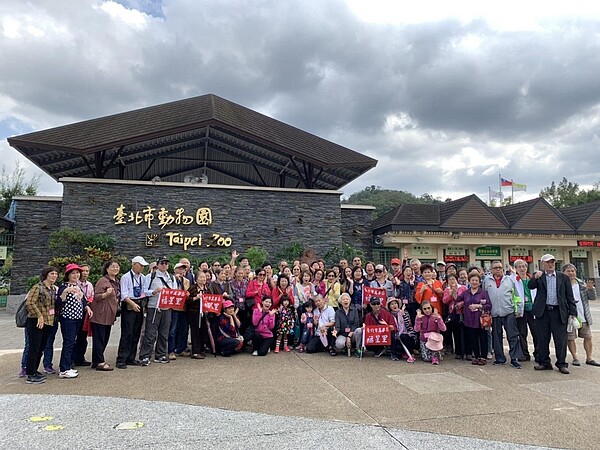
[388,372,493,394]
[521,380,600,407]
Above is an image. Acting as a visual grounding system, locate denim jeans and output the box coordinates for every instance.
[42,323,59,368]
[168,310,188,354]
[59,318,82,372]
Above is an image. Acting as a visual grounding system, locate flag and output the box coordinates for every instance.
[489,189,503,200]
[500,177,512,187]
[513,182,527,192]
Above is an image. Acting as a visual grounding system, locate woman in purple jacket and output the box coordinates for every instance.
[457,272,492,366]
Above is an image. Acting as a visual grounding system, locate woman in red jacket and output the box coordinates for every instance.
[245,268,271,310]
[272,274,295,308]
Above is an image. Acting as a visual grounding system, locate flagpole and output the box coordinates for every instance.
[511,179,514,203]
[499,174,502,199]
[488,186,491,205]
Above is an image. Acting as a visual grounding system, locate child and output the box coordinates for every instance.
[414,300,447,365]
[297,299,315,353]
[274,295,296,353]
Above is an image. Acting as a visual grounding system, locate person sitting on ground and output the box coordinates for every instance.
[387,298,417,363]
[216,300,244,357]
[251,297,276,356]
[364,296,397,359]
[306,296,336,355]
[332,293,362,356]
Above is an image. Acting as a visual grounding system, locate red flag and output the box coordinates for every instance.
[202,293,223,314]
[363,325,392,347]
[158,288,189,311]
[500,177,512,187]
[363,286,388,307]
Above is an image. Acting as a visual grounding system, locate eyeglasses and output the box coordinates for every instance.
[353,259,361,262]
[258,273,266,276]
[422,307,432,311]
[492,266,503,270]
[213,263,221,267]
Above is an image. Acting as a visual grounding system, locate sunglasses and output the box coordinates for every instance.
[258,273,266,276]
[422,307,432,311]
[375,269,383,273]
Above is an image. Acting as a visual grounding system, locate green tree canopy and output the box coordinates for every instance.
[342,185,449,218]
[0,162,40,214]
[540,177,600,208]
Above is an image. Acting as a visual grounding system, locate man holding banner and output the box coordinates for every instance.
[363,297,397,358]
[139,257,179,366]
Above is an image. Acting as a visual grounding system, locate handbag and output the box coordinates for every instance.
[480,311,492,329]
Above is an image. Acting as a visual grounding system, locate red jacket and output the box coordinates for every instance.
[271,286,295,308]
[364,308,397,331]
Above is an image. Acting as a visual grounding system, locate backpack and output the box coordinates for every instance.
[15,296,29,328]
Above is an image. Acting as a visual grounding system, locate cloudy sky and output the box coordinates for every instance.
[2,0,600,203]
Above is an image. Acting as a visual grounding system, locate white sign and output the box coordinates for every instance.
[510,247,529,256]
[445,246,465,256]
[571,249,588,258]
[540,247,559,255]
[0,247,7,260]
[411,245,434,257]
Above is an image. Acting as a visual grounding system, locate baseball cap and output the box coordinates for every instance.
[369,296,382,305]
[156,256,169,263]
[437,261,446,266]
[174,262,187,269]
[391,258,401,265]
[540,254,556,262]
[131,256,149,266]
[222,300,234,308]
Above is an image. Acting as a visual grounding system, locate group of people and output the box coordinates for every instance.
[21,251,598,384]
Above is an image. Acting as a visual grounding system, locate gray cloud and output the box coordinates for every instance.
[1,0,600,202]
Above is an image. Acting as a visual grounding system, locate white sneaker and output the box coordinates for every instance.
[59,370,78,379]
[252,351,258,356]
[67,369,78,375]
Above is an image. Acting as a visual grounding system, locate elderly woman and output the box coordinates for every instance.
[57,263,91,378]
[332,293,362,355]
[245,268,272,310]
[272,274,296,309]
[457,272,491,365]
[442,274,467,359]
[562,264,600,367]
[511,259,537,362]
[24,266,59,384]
[216,300,244,357]
[91,259,121,371]
[187,271,209,359]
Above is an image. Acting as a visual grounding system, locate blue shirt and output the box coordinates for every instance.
[545,272,558,306]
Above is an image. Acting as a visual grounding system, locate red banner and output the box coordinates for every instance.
[363,286,387,307]
[363,325,392,347]
[444,255,469,263]
[158,288,189,311]
[509,255,533,263]
[202,293,223,314]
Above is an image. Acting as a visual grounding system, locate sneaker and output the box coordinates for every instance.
[252,351,258,356]
[391,355,400,361]
[73,360,92,367]
[274,347,280,354]
[374,348,385,358]
[493,360,506,366]
[18,368,27,378]
[179,350,192,357]
[284,346,291,352]
[26,374,46,384]
[58,370,78,379]
[141,358,150,367]
[297,346,305,353]
[407,355,416,363]
[43,365,56,375]
[510,360,522,369]
[116,362,127,369]
[168,352,177,360]
[355,349,363,358]
[126,359,141,366]
[67,369,78,375]
[154,356,169,364]
[432,356,439,365]
[35,371,47,379]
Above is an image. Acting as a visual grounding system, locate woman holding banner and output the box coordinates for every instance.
[187,271,209,359]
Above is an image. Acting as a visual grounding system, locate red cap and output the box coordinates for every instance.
[391,258,401,265]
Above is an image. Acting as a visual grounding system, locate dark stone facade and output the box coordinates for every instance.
[341,206,374,259]
[10,180,379,294]
[11,198,62,293]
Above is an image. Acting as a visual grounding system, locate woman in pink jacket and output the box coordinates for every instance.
[251,297,276,356]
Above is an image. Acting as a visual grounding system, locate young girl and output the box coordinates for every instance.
[414,300,447,364]
[274,295,296,353]
[298,300,315,353]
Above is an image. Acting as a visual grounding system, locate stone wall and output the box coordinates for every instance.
[11,197,63,293]
[341,205,375,259]
[59,179,342,266]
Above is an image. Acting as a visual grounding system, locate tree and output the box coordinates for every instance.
[0,162,40,214]
[540,177,600,208]
[343,185,444,218]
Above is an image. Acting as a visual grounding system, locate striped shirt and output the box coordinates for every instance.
[545,272,558,306]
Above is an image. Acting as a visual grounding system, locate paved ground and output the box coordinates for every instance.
[1,304,600,449]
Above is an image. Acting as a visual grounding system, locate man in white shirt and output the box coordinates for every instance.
[306,296,336,355]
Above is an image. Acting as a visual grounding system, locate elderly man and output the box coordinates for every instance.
[116,256,151,369]
[410,258,423,281]
[511,259,538,362]
[306,296,336,355]
[364,296,397,358]
[484,260,523,368]
[528,254,577,374]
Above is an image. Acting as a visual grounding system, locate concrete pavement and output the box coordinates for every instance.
[1,305,600,449]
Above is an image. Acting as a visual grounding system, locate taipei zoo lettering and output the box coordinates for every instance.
[113,205,232,250]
